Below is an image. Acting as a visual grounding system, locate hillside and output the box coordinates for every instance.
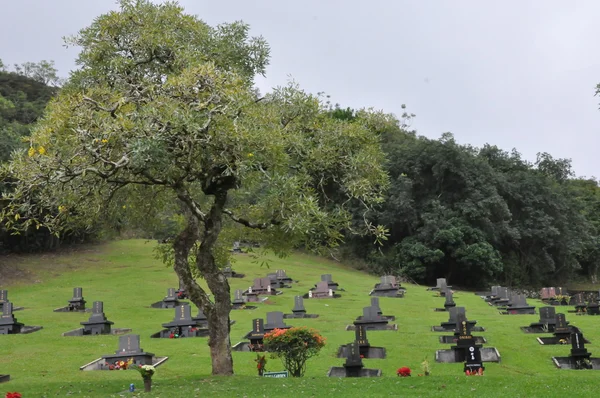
[0,239,599,397]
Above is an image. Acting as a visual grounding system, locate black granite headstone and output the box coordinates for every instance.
[292,296,306,315]
[0,302,23,334]
[80,301,114,335]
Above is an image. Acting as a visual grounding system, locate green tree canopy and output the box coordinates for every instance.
[2,0,388,375]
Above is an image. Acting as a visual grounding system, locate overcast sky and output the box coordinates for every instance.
[2,1,599,177]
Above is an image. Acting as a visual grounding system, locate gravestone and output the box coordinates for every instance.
[0,290,23,312]
[82,334,168,371]
[464,345,485,375]
[539,306,556,325]
[275,269,294,284]
[371,297,382,315]
[553,313,571,339]
[444,290,456,310]
[223,265,245,278]
[505,294,535,314]
[540,287,556,301]
[490,287,510,305]
[241,318,266,351]
[232,241,242,253]
[244,278,279,300]
[80,301,114,335]
[328,340,381,377]
[336,324,386,359]
[370,275,404,297]
[264,312,290,331]
[319,274,341,290]
[231,289,256,310]
[292,295,306,315]
[151,288,180,309]
[154,303,207,338]
[587,300,600,315]
[101,334,154,367]
[437,307,479,331]
[352,306,393,330]
[573,293,587,313]
[284,295,319,318]
[343,341,365,377]
[69,287,87,311]
[0,302,23,334]
[306,281,340,299]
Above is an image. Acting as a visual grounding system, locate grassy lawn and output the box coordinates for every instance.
[1,239,599,397]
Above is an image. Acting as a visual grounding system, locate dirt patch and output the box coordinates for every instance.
[0,255,34,286]
[0,242,107,287]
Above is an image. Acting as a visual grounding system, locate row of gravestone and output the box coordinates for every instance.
[482,287,600,370]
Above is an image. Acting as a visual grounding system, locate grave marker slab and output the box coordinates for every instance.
[327,341,381,377]
[0,290,23,312]
[284,296,319,318]
[80,301,114,335]
[305,281,341,299]
[150,288,181,309]
[370,275,405,297]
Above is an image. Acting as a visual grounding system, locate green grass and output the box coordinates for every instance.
[1,239,600,397]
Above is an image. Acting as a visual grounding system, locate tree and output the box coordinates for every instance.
[1,0,388,375]
[12,60,62,87]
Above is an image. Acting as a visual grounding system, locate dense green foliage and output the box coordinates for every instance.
[0,60,72,252]
[337,106,600,288]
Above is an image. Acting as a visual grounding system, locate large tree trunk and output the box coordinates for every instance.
[195,191,233,375]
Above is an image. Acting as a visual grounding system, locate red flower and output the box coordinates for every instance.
[169,333,175,339]
[397,367,411,377]
[360,354,365,358]
[6,393,22,398]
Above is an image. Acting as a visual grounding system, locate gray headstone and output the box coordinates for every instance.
[232,289,245,304]
[574,293,585,305]
[498,287,509,299]
[265,311,286,329]
[321,274,333,283]
[72,287,83,299]
[444,290,454,304]
[314,281,329,293]
[0,290,6,303]
[292,296,306,313]
[344,341,363,367]
[539,307,556,323]
[116,334,143,354]
[510,294,528,307]
[166,288,176,299]
[370,297,382,314]
[87,301,108,323]
[176,304,193,322]
[448,307,466,323]
[555,313,569,332]
[362,306,380,322]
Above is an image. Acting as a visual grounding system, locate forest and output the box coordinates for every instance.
[1,57,599,289]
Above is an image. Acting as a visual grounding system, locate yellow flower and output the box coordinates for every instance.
[247,153,254,157]
[27,147,35,157]
[122,205,127,209]
[101,139,108,144]
[38,146,46,155]
[58,205,67,213]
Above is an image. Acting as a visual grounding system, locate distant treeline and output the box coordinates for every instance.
[334,107,600,288]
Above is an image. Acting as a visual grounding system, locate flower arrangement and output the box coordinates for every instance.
[6,393,22,398]
[132,364,156,380]
[465,368,484,376]
[421,358,431,376]
[255,354,267,376]
[397,367,411,377]
[263,327,326,377]
[248,343,265,352]
[106,358,133,370]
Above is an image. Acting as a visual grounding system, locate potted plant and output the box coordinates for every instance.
[255,354,267,376]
